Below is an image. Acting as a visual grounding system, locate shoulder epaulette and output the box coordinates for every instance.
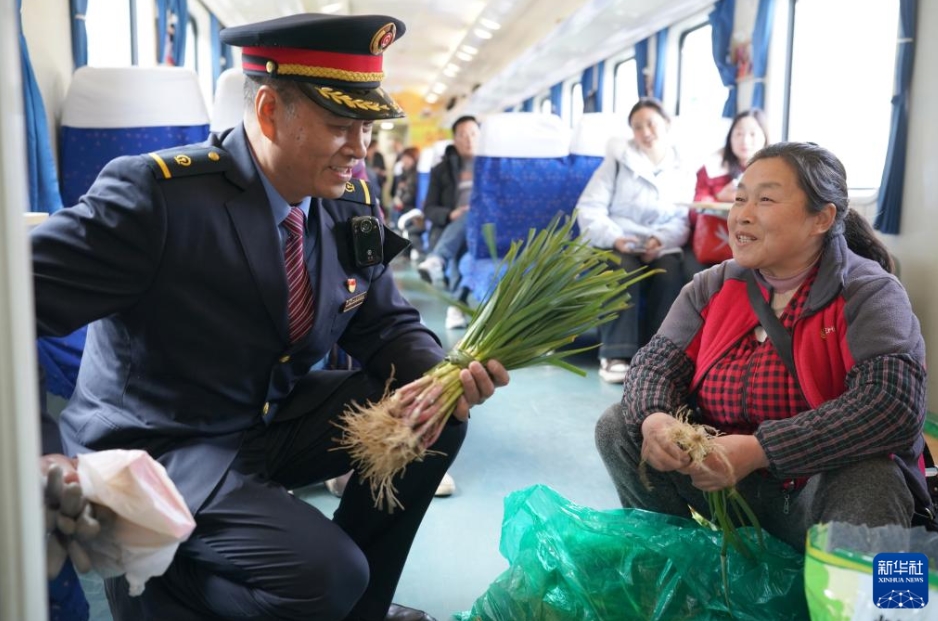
[339,179,374,206]
[145,146,230,180]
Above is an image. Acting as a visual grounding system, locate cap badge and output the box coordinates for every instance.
[347,278,357,293]
[370,23,397,55]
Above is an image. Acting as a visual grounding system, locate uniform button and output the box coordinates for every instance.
[279,354,291,363]
[262,402,270,415]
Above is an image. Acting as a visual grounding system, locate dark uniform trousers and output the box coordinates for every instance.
[106,370,465,621]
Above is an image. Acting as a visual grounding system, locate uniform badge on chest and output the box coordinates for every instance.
[342,291,367,312]
[347,278,357,293]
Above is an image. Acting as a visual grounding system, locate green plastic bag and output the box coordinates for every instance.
[456,485,807,621]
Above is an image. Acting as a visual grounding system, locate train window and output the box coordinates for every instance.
[570,82,584,127]
[677,24,725,120]
[539,97,551,115]
[613,58,638,113]
[184,17,198,70]
[787,0,899,189]
[85,0,133,67]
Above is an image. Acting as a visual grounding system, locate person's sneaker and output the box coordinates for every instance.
[417,255,446,288]
[599,358,629,384]
[445,306,468,330]
[434,472,456,497]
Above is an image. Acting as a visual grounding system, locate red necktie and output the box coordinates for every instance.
[284,207,313,343]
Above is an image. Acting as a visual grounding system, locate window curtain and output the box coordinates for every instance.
[549,82,563,115]
[70,0,88,69]
[750,0,775,110]
[709,0,737,117]
[521,97,534,112]
[210,14,231,92]
[635,38,649,97]
[581,60,604,113]
[652,27,668,101]
[157,0,189,66]
[635,29,668,100]
[17,0,63,213]
[875,0,917,234]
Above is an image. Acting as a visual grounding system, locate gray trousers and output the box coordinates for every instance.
[595,403,914,551]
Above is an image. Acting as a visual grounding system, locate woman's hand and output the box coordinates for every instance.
[640,412,691,472]
[681,435,769,491]
[613,236,643,254]
[640,236,662,262]
[452,359,509,422]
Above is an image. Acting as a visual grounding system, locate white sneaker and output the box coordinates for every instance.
[599,358,630,384]
[435,472,456,497]
[418,255,446,288]
[445,306,468,330]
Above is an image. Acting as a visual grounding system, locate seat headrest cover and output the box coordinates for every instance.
[571,112,630,156]
[477,113,570,158]
[210,68,246,132]
[62,66,209,128]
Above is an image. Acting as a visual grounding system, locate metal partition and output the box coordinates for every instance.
[0,2,49,618]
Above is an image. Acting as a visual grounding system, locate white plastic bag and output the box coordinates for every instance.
[77,449,196,596]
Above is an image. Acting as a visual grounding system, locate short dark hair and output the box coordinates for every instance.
[452,115,479,134]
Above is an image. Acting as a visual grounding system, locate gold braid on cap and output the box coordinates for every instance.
[315,87,390,112]
[276,64,384,83]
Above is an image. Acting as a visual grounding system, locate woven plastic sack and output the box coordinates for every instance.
[456,485,807,621]
[805,522,938,620]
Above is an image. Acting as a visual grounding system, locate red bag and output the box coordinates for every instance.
[692,213,732,264]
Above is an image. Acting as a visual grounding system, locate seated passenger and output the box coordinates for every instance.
[684,109,769,278]
[575,97,694,384]
[595,142,927,553]
[417,116,480,290]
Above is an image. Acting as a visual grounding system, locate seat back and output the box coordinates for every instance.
[569,112,630,202]
[60,66,210,206]
[210,68,245,133]
[467,112,572,260]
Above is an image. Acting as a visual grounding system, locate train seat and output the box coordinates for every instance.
[569,112,630,199]
[46,67,209,400]
[460,112,572,300]
[210,68,245,133]
[59,66,210,207]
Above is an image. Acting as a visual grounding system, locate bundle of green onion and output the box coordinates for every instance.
[335,213,656,512]
[655,410,765,610]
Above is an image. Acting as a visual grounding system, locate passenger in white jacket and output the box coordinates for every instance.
[575,98,695,383]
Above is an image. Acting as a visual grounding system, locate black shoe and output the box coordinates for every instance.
[385,603,436,621]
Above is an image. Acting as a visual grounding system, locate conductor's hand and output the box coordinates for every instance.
[452,359,509,423]
[639,412,691,473]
